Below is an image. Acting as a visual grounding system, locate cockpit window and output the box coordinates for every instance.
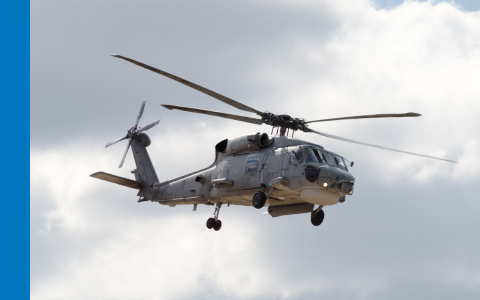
[315,149,326,163]
[322,151,335,166]
[334,155,348,171]
[313,150,322,162]
[305,148,319,163]
[306,147,327,164]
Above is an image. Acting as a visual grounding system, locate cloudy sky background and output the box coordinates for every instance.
[31,0,480,299]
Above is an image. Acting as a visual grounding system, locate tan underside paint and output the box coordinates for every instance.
[300,188,340,206]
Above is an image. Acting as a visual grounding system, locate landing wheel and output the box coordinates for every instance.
[206,218,216,229]
[252,191,267,209]
[311,210,325,226]
[213,220,222,231]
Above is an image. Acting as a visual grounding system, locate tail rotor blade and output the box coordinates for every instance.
[106,136,127,148]
[118,138,133,168]
[134,101,146,129]
[137,119,160,133]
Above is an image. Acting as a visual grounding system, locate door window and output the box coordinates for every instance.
[305,165,320,182]
[289,146,303,164]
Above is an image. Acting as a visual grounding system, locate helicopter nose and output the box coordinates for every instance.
[340,182,354,195]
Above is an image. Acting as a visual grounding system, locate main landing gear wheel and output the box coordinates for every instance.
[206,218,216,229]
[252,191,267,209]
[206,203,223,231]
[311,209,325,226]
[213,220,222,231]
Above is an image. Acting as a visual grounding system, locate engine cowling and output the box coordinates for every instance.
[215,132,274,156]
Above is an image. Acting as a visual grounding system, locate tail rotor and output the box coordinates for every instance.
[105,101,160,168]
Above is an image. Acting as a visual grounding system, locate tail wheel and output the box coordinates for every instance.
[206,218,216,229]
[311,210,325,226]
[252,191,267,209]
[213,220,222,231]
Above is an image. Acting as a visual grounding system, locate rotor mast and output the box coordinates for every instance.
[265,114,302,137]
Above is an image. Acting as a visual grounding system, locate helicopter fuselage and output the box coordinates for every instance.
[137,133,355,210]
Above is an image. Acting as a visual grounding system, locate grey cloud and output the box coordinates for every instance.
[31,0,342,147]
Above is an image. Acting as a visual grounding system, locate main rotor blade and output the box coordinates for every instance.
[137,119,161,133]
[306,112,421,124]
[105,136,127,148]
[308,128,457,163]
[118,138,133,168]
[112,55,264,116]
[134,101,146,129]
[161,104,264,125]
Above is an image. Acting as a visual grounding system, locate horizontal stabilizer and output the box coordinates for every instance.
[90,172,144,190]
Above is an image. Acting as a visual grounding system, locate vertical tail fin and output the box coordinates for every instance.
[102,101,160,186]
[131,133,159,186]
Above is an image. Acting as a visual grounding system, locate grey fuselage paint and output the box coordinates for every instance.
[134,134,355,209]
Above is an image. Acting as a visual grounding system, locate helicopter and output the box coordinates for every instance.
[90,55,456,232]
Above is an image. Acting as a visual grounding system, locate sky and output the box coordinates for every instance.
[375,0,480,10]
[31,0,480,299]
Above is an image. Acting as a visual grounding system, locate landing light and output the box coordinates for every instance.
[349,191,353,195]
[323,183,328,187]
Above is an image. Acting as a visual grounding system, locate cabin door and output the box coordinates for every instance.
[213,155,246,191]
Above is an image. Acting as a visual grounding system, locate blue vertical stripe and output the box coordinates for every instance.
[0,1,30,299]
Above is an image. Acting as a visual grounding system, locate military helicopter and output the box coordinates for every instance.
[91,55,456,231]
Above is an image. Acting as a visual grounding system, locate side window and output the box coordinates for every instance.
[334,155,348,170]
[305,148,319,163]
[290,146,303,164]
[322,151,335,166]
[245,156,261,174]
[313,149,326,163]
[319,151,327,163]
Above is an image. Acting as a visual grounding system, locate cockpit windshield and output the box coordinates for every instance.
[321,151,335,165]
[333,155,348,171]
[306,147,326,163]
[291,147,348,171]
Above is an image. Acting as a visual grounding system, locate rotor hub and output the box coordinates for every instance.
[262,112,309,132]
[126,127,137,138]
